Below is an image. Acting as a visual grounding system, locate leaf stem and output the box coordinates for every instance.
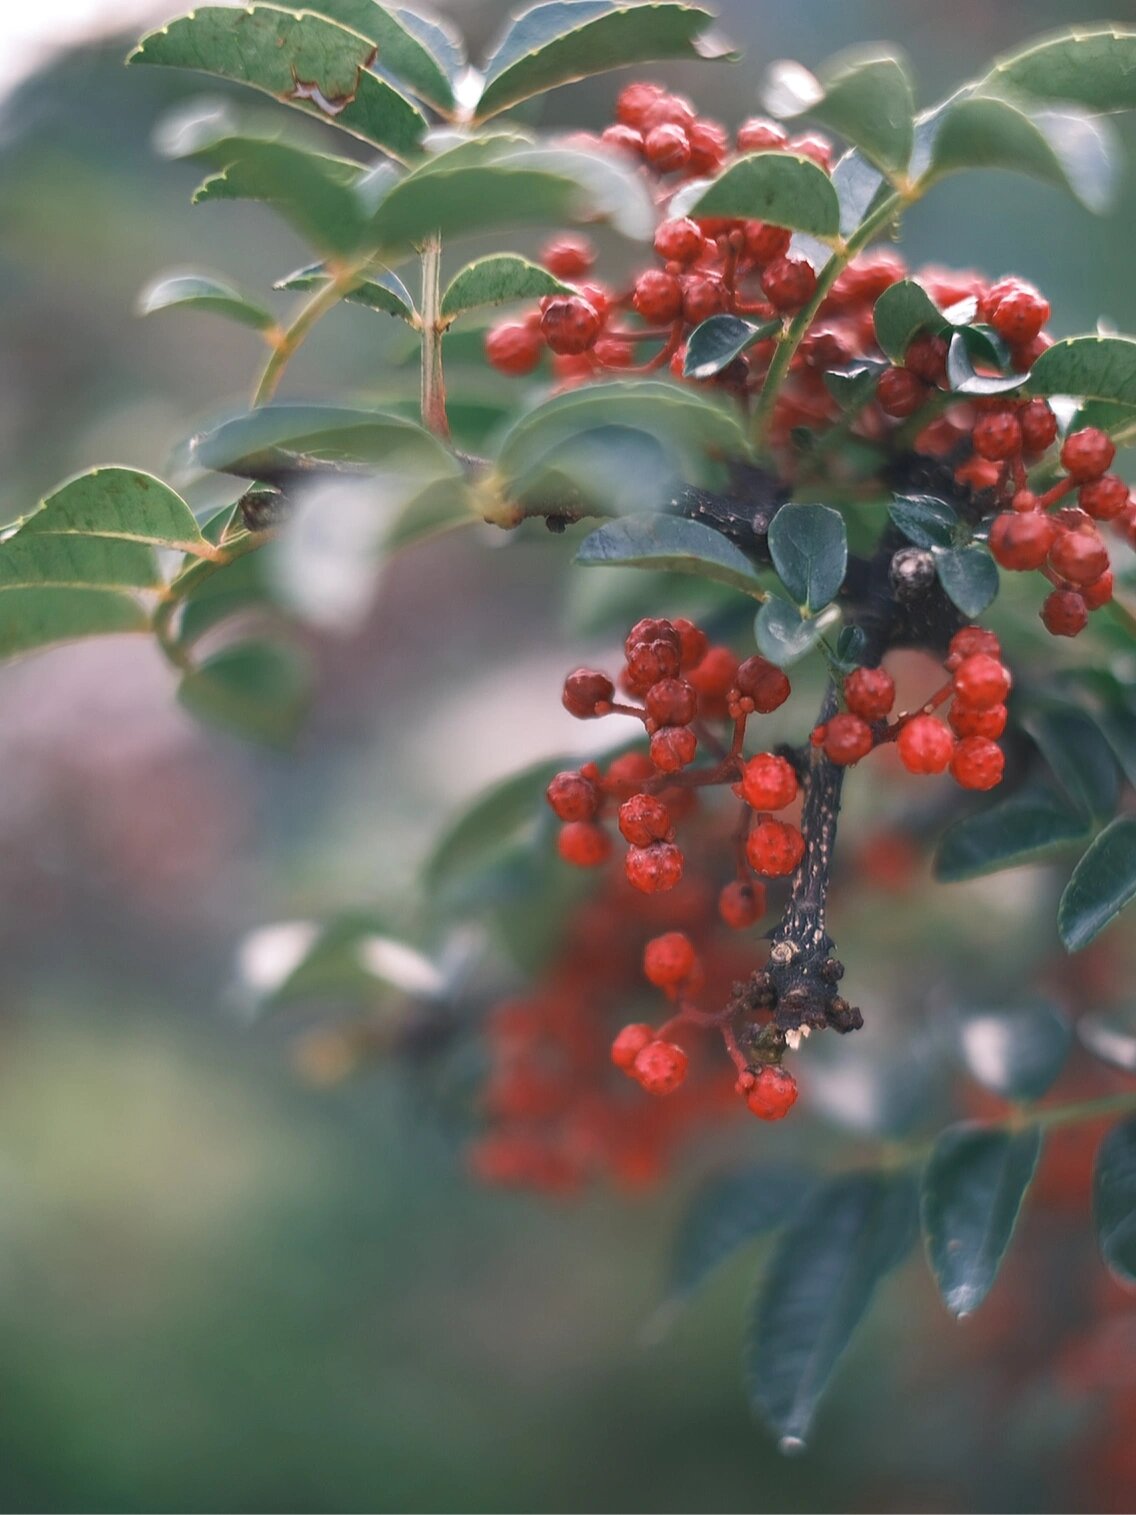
[251,260,369,407]
[420,236,450,438]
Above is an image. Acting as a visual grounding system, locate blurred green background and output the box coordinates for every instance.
[1,2,1134,1510]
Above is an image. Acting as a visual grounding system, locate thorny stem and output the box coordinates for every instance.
[420,237,450,438]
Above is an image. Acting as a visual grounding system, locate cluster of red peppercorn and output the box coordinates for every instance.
[810,626,1011,790]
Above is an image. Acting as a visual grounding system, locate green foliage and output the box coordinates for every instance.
[754,597,832,666]
[178,639,312,745]
[768,48,915,177]
[766,503,847,612]
[1078,1008,1136,1076]
[1059,816,1136,951]
[933,545,998,618]
[888,495,959,550]
[683,315,780,380]
[955,1002,1073,1101]
[921,1124,1041,1316]
[277,262,417,322]
[985,26,1136,112]
[1024,708,1120,826]
[668,1167,814,1304]
[934,791,1091,882]
[297,0,459,112]
[1029,336,1136,406]
[0,588,149,660]
[576,516,766,597]
[423,756,565,894]
[138,272,277,331]
[191,404,456,478]
[685,152,841,238]
[441,255,568,322]
[1094,1119,1136,1285]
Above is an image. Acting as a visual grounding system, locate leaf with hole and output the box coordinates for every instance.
[576,515,765,597]
[922,1124,1042,1317]
[1059,816,1136,952]
[138,272,276,331]
[767,503,847,612]
[687,152,841,237]
[746,1170,918,1449]
[474,1,735,122]
[1095,1119,1136,1286]
[129,5,428,157]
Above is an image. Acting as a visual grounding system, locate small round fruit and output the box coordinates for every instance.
[1060,427,1116,483]
[746,819,806,877]
[610,1022,654,1071]
[950,736,1005,791]
[745,1065,798,1121]
[557,821,611,867]
[1041,588,1088,637]
[844,666,895,721]
[539,295,601,355]
[741,752,799,812]
[625,842,685,893]
[897,715,955,775]
[718,878,766,929]
[485,320,543,375]
[562,668,614,718]
[642,932,698,988]
[632,1039,688,1095]
[546,769,600,822]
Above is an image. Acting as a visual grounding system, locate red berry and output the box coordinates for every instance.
[988,511,1056,571]
[562,668,614,717]
[950,736,1005,791]
[947,627,1001,666]
[593,335,634,369]
[688,118,729,174]
[611,1022,654,1071]
[788,131,833,170]
[633,268,684,324]
[953,653,1012,711]
[643,931,697,988]
[617,793,672,847]
[541,234,594,279]
[737,117,788,152]
[646,677,698,727]
[654,216,704,265]
[741,752,799,811]
[823,713,874,766]
[904,333,949,386]
[877,366,926,417]
[601,123,645,156]
[650,725,697,773]
[625,640,681,691]
[955,456,1001,493]
[745,1065,798,1120]
[625,842,684,893]
[540,295,601,355]
[735,656,791,713]
[762,254,818,313]
[844,666,895,721]
[689,645,738,701]
[644,123,691,172]
[743,220,792,264]
[988,283,1050,345]
[485,320,543,375]
[1049,527,1110,586]
[672,618,709,670]
[627,617,679,656]
[746,819,805,877]
[1019,397,1058,452]
[972,410,1023,462]
[632,1039,688,1094]
[557,821,611,867]
[950,702,1007,739]
[897,715,955,775]
[641,94,696,133]
[1041,588,1089,637]
[682,275,727,324]
[616,81,666,128]
[1061,427,1116,482]
[1079,474,1130,522]
[718,878,766,929]
[602,751,656,798]
[546,769,600,822]
[1083,571,1114,610]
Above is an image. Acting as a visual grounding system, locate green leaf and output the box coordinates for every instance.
[128,5,428,158]
[474,0,735,122]
[775,48,914,177]
[805,1042,940,1139]
[1025,708,1120,825]
[1059,816,1136,952]
[956,1002,1073,1101]
[0,533,160,592]
[177,551,272,646]
[237,911,444,1011]
[754,597,830,667]
[921,1124,1042,1317]
[767,503,847,612]
[13,467,206,553]
[178,638,311,746]
[424,757,566,891]
[441,254,568,322]
[933,544,998,618]
[934,791,1090,882]
[0,588,148,661]
[687,151,841,238]
[189,138,368,256]
[576,515,766,597]
[368,159,586,252]
[138,272,276,331]
[830,624,868,675]
[924,95,1117,213]
[822,361,886,411]
[889,494,959,550]
[985,27,1136,113]
[1078,1007,1136,1076]
[1094,1119,1136,1285]
[298,0,458,110]
[192,404,455,477]
[873,280,944,363]
[746,1170,918,1450]
[497,143,658,240]
[945,332,1025,397]
[1029,337,1136,407]
[275,261,416,321]
[668,1167,813,1304]
[683,315,779,381]
[1095,704,1136,789]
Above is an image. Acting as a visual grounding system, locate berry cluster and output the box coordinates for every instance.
[810,626,1011,791]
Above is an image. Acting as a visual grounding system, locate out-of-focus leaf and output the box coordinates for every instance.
[138,272,276,331]
[0,588,148,661]
[922,1124,1042,1316]
[192,404,455,477]
[129,5,428,157]
[956,1001,1073,1101]
[576,515,765,597]
[769,48,914,176]
[1025,707,1120,825]
[178,638,312,745]
[441,254,567,321]
[1078,1007,1136,1075]
[767,503,847,612]
[746,1170,918,1450]
[687,151,841,237]
[237,911,444,1011]
[190,138,368,256]
[934,792,1090,881]
[668,1167,814,1304]
[276,261,416,321]
[1059,817,1136,952]
[1095,1119,1136,1285]
[424,757,567,892]
[368,158,586,251]
[985,27,1136,113]
[474,1,735,121]
[754,597,832,666]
